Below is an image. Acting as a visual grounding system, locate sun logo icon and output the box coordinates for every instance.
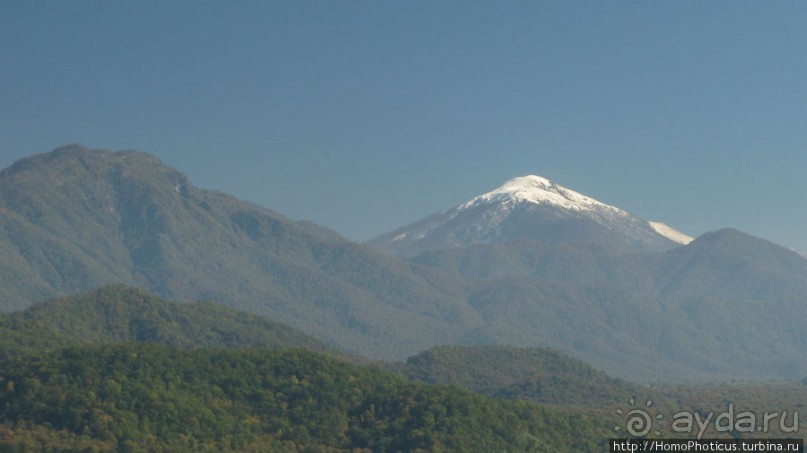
[615,398,663,437]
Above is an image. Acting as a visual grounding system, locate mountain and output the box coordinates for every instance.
[368,175,681,257]
[0,285,336,355]
[651,228,807,301]
[411,228,807,302]
[0,145,477,360]
[410,238,653,291]
[405,228,807,381]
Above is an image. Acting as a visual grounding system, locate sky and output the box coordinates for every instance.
[2,1,806,251]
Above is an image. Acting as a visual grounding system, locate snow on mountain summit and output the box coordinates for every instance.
[461,175,621,214]
[648,221,693,245]
[367,175,683,257]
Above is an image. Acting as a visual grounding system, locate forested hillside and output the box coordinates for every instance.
[0,145,476,359]
[0,285,335,356]
[0,287,610,451]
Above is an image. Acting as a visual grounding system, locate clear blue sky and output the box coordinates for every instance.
[2,1,806,251]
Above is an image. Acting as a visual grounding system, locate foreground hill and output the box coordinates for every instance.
[0,344,607,451]
[394,346,807,441]
[0,145,476,359]
[395,345,636,407]
[0,285,335,356]
[0,287,608,450]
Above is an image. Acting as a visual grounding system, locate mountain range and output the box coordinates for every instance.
[1,144,805,381]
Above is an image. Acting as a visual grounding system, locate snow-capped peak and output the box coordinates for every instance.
[368,174,685,256]
[648,221,693,245]
[460,175,620,214]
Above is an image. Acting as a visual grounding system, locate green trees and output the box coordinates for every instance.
[0,287,607,450]
[0,285,335,355]
[0,344,607,451]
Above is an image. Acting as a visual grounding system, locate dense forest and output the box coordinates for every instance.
[0,345,609,452]
[0,286,609,451]
[397,345,637,407]
[2,286,805,451]
[0,285,335,357]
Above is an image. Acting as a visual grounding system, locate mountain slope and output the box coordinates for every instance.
[410,228,807,302]
[652,228,807,301]
[0,285,336,355]
[405,230,807,380]
[411,238,654,292]
[0,145,477,359]
[368,175,680,257]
